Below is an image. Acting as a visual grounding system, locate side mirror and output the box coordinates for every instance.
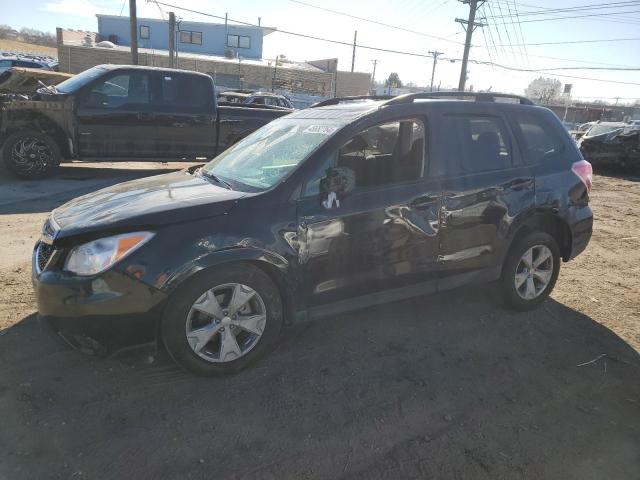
[319,167,355,209]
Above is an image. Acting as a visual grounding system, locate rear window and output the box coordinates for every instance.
[511,111,564,163]
[159,73,211,113]
[436,115,512,176]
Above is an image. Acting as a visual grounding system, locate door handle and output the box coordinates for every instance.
[410,195,440,208]
[172,122,188,128]
[439,205,452,223]
[508,178,533,190]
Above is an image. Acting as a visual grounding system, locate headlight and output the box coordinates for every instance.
[64,231,154,276]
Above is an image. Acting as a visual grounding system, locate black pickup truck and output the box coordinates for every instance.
[0,64,292,179]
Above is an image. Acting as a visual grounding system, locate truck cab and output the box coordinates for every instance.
[0,65,290,179]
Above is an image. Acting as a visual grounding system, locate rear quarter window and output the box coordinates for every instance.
[511,111,565,164]
[159,74,211,113]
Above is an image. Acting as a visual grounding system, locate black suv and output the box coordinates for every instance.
[32,92,593,375]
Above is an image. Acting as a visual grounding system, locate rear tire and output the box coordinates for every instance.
[2,130,61,180]
[500,232,560,311]
[161,264,283,376]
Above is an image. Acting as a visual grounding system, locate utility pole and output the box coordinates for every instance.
[428,51,444,92]
[456,0,485,91]
[351,30,357,73]
[168,12,176,68]
[129,0,138,65]
[371,59,378,92]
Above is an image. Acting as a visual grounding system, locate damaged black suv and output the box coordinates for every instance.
[32,92,593,375]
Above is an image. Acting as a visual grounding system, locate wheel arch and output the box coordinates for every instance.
[159,247,297,331]
[504,211,572,264]
[1,114,71,158]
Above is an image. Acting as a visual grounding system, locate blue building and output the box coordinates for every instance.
[96,14,273,60]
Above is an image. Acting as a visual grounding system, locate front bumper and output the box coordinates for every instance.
[33,254,168,355]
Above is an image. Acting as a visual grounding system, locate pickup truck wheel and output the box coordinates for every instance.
[2,130,61,180]
[500,232,561,311]
[161,264,284,376]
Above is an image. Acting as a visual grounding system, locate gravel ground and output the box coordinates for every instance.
[0,163,638,479]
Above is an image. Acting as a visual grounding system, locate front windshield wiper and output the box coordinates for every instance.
[198,168,233,190]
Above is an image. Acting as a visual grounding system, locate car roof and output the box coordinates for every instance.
[289,97,543,121]
[96,64,212,78]
[1,57,45,64]
[288,101,384,120]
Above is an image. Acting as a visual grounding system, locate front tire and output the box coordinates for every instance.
[2,130,61,179]
[161,264,283,376]
[500,232,560,311]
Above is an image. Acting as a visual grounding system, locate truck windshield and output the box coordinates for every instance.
[55,66,108,93]
[202,118,344,190]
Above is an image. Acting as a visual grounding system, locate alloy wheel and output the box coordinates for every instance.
[514,245,554,300]
[10,138,54,176]
[185,283,267,363]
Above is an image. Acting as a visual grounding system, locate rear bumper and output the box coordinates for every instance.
[33,264,167,355]
[568,205,593,260]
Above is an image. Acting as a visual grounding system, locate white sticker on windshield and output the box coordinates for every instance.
[304,125,338,135]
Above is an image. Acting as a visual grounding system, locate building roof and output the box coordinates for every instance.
[72,39,326,72]
[95,14,277,36]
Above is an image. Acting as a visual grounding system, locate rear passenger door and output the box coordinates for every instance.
[152,72,216,158]
[433,109,534,288]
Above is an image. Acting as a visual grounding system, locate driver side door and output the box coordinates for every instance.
[75,70,157,158]
[296,117,442,311]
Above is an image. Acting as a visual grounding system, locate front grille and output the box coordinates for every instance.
[36,242,55,273]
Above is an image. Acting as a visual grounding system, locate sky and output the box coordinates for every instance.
[3,0,640,103]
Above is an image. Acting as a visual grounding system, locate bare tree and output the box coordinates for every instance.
[524,77,562,104]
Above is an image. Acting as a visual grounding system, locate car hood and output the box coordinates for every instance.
[52,170,247,240]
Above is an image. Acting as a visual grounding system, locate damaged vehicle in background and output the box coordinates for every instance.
[0,64,291,179]
[217,89,295,109]
[578,121,640,173]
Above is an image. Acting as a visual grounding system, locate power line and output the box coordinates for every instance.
[493,0,518,64]
[507,0,528,65]
[460,58,640,84]
[286,0,465,45]
[488,0,640,17]
[151,1,640,86]
[488,49,640,68]
[493,8,640,24]
[495,37,640,46]
[490,0,640,25]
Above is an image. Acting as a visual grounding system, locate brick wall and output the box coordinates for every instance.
[335,71,372,97]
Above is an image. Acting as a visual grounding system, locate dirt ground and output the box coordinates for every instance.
[1,162,639,479]
[0,39,57,57]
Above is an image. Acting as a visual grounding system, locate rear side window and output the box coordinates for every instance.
[159,74,211,113]
[512,111,564,164]
[437,115,512,176]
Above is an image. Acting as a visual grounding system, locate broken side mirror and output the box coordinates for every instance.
[319,167,355,210]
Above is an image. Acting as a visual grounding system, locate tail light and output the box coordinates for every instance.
[571,160,593,193]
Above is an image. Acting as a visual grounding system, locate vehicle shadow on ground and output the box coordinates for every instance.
[0,162,198,215]
[1,287,639,480]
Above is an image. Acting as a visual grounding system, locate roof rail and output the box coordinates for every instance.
[382,91,535,106]
[311,95,395,108]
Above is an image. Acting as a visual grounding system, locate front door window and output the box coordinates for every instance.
[82,72,150,109]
